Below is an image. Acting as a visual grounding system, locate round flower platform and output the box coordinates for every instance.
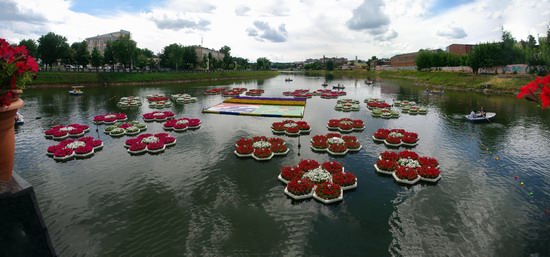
[46,136,104,161]
[277,159,357,204]
[103,121,148,137]
[376,149,442,185]
[245,89,265,96]
[124,133,177,155]
[163,117,201,132]
[142,111,175,122]
[334,99,360,112]
[234,136,289,161]
[93,113,128,125]
[44,124,91,140]
[326,118,365,133]
[372,128,419,148]
[271,120,311,136]
[117,96,142,108]
[310,133,362,156]
[171,93,198,105]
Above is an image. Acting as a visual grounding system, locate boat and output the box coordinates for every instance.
[465,112,496,122]
[333,84,345,89]
[365,80,374,85]
[285,78,293,82]
[69,86,84,95]
[321,82,328,87]
[15,112,24,126]
[426,89,444,95]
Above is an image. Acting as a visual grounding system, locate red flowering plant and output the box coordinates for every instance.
[146,141,165,151]
[380,151,399,161]
[398,150,419,160]
[298,159,320,172]
[314,182,342,200]
[285,125,300,134]
[332,172,356,187]
[272,122,285,132]
[280,166,305,182]
[296,121,310,130]
[328,143,347,153]
[322,161,343,174]
[373,128,390,140]
[1,38,39,107]
[270,143,288,153]
[376,159,398,171]
[345,141,361,150]
[286,178,315,196]
[236,138,253,147]
[312,134,328,142]
[129,142,146,151]
[311,139,329,149]
[385,136,401,145]
[418,156,439,167]
[395,166,418,181]
[236,144,254,154]
[253,147,273,159]
[401,132,418,144]
[517,75,550,109]
[352,120,364,128]
[74,145,93,154]
[417,166,441,179]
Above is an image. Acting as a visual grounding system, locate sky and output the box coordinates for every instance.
[1,0,549,62]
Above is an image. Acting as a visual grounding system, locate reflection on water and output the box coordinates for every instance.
[14,75,550,256]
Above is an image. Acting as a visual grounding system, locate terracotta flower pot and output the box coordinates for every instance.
[0,97,24,182]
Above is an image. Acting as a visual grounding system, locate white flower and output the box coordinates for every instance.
[111,128,125,134]
[397,158,420,168]
[60,126,75,131]
[340,120,353,125]
[176,120,189,125]
[252,140,271,149]
[126,126,139,132]
[327,137,344,144]
[303,167,332,183]
[388,132,403,138]
[283,122,297,128]
[66,141,86,149]
[153,112,165,117]
[142,136,159,144]
[104,114,116,119]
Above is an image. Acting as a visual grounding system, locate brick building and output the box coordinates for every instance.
[390,52,417,68]
[446,44,474,55]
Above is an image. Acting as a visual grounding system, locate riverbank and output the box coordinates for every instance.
[26,71,279,88]
[304,70,533,94]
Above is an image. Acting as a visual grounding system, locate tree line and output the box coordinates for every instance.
[416,27,550,75]
[16,32,272,72]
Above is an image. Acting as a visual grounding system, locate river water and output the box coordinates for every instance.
[14,74,550,256]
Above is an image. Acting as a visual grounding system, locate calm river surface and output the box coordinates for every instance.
[15,74,550,256]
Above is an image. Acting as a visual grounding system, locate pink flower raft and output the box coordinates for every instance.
[124,133,177,155]
[93,113,128,125]
[142,111,175,122]
[163,117,201,132]
[44,124,90,140]
[46,137,104,161]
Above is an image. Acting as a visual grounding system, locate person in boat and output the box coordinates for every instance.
[477,107,485,117]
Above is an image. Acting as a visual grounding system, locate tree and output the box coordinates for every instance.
[37,32,69,70]
[72,41,90,70]
[326,60,334,70]
[256,57,271,70]
[103,43,115,71]
[90,47,103,71]
[110,35,137,69]
[160,43,184,70]
[219,45,232,69]
[18,39,38,58]
[182,46,197,70]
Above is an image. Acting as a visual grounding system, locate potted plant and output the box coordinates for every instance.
[302,167,332,184]
[380,151,399,161]
[332,172,357,190]
[393,166,420,184]
[418,166,441,182]
[401,132,419,146]
[271,143,289,155]
[298,159,320,172]
[313,182,343,204]
[373,128,390,141]
[284,178,315,200]
[374,159,397,175]
[327,143,348,155]
[278,166,304,184]
[384,135,402,147]
[310,139,328,151]
[418,156,439,168]
[128,142,147,154]
[322,161,343,174]
[253,147,273,161]
[271,122,285,133]
[146,141,166,153]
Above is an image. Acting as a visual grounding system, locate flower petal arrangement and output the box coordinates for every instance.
[372,128,419,147]
[234,136,289,161]
[310,133,362,156]
[171,93,198,104]
[327,118,365,133]
[93,113,128,125]
[117,96,142,108]
[142,111,175,122]
[103,121,148,137]
[375,149,441,184]
[245,89,265,96]
[271,120,311,136]
[163,117,201,132]
[278,159,356,203]
[46,136,103,161]
[44,124,91,140]
[124,133,177,155]
[334,99,360,112]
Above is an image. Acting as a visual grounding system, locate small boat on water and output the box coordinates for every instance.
[365,80,374,85]
[333,84,345,89]
[285,78,293,82]
[426,89,444,95]
[321,82,328,87]
[15,112,24,126]
[465,112,496,122]
[69,86,84,95]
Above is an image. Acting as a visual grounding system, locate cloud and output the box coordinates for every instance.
[436,25,467,39]
[235,5,250,16]
[247,21,288,42]
[161,0,216,13]
[374,29,399,41]
[346,0,390,31]
[151,16,211,31]
[270,0,290,16]
[0,0,46,23]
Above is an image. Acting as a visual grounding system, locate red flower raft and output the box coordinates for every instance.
[44,124,90,140]
[93,113,127,125]
[124,133,177,155]
[327,118,365,133]
[271,120,311,136]
[372,128,419,147]
[310,133,362,156]
[46,136,104,161]
[142,111,175,122]
[234,136,289,161]
[277,159,357,203]
[374,149,441,184]
[163,117,201,132]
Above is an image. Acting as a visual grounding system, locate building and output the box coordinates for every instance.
[446,44,474,56]
[194,46,225,70]
[390,52,417,68]
[85,30,131,54]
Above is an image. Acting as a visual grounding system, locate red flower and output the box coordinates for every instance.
[285,126,300,134]
[286,178,314,196]
[352,120,364,128]
[296,121,310,130]
[162,136,176,144]
[129,142,146,151]
[312,135,328,142]
[74,145,93,154]
[54,147,73,157]
[380,151,399,161]
[270,143,288,153]
[517,75,550,109]
[418,166,441,179]
[395,166,418,181]
[329,143,347,153]
[398,150,419,160]
[147,142,165,151]
[385,136,401,144]
[298,159,320,172]
[322,161,343,174]
[91,140,103,147]
[315,182,341,200]
[376,159,398,171]
[236,144,254,154]
[253,136,268,142]
[332,172,356,187]
[280,166,304,181]
[311,139,328,149]
[338,123,353,131]
[342,135,357,142]
[327,119,340,128]
[253,148,272,158]
[374,128,390,139]
[401,133,418,144]
[325,132,341,138]
[268,137,285,145]
[418,156,439,167]
[345,141,361,149]
[272,122,285,131]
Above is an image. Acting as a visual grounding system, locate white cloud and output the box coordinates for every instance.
[247,21,288,42]
[234,5,250,16]
[437,25,468,39]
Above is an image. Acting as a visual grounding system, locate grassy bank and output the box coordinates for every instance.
[27,70,279,87]
[304,69,532,93]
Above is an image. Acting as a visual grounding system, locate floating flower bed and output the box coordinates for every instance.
[103,121,147,137]
[271,120,311,136]
[204,87,229,95]
[46,136,103,161]
[234,136,289,161]
[372,128,419,147]
[326,118,365,133]
[171,94,198,104]
[142,111,175,122]
[375,149,441,184]
[163,117,201,132]
[320,91,346,99]
[334,99,360,112]
[93,113,128,125]
[44,124,91,140]
[124,133,177,155]
[245,89,265,96]
[278,159,356,203]
[310,133,362,156]
[117,96,142,108]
